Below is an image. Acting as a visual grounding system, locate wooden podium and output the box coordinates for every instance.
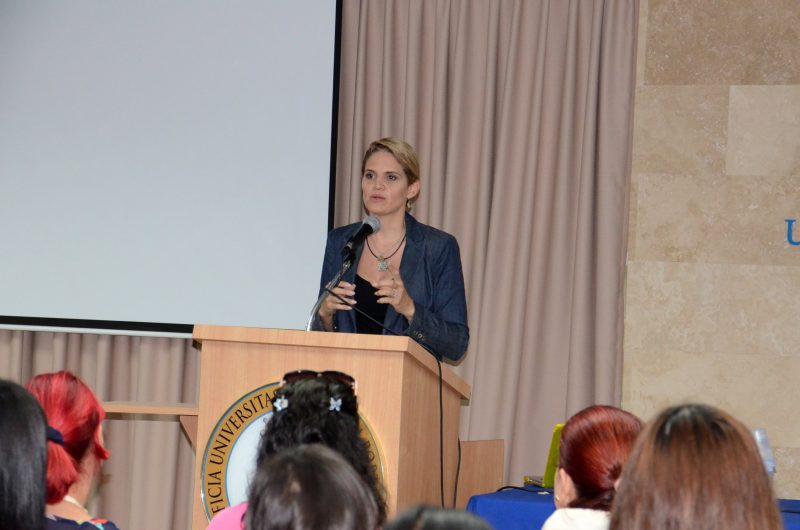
[190,325,471,529]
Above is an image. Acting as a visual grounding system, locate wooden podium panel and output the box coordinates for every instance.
[191,325,470,529]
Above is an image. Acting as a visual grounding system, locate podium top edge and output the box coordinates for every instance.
[192,325,412,351]
[191,325,470,399]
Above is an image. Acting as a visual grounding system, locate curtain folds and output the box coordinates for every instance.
[0,330,198,529]
[337,0,638,483]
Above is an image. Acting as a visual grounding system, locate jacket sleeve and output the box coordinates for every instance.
[406,236,469,361]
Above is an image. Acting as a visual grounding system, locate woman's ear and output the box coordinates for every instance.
[406,180,420,201]
[554,467,577,509]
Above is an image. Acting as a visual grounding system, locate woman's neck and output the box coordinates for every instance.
[67,475,92,507]
[47,495,91,523]
[372,212,406,242]
[47,461,95,522]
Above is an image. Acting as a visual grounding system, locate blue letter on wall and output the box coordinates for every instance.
[787,219,800,246]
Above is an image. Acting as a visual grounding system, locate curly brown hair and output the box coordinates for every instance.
[255,377,387,525]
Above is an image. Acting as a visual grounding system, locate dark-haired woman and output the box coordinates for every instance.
[26,371,121,530]
[386,506,492,530]
[246,444,378,530]
[207,372,386,529]
[542,405,642,530]
[0,379,48,530]
[312,138,469,362]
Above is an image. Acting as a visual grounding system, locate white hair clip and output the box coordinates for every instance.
[329,397,342,412]
[274,396,289,411]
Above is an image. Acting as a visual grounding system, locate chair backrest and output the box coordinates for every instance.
[541,423,564,488]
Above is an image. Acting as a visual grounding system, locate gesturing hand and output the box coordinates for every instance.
[318,281,355,330]
[371,265,415,321]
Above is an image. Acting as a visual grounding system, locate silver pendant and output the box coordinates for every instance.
[377,258,389,272]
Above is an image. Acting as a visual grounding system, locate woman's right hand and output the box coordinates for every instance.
[318,281,356,330]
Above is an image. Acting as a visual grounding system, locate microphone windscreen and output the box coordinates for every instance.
[364,215,381,234]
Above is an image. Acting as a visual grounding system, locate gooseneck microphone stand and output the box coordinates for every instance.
[305,251,355,331]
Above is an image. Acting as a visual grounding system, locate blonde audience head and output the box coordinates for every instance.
[610,403,782,530]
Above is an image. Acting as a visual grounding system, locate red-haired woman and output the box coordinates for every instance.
[542,405,643,530]
[26,371,121,530]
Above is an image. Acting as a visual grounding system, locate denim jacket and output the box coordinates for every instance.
[312,213,469,362]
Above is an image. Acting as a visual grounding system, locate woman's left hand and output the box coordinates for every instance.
[371,264,415,321]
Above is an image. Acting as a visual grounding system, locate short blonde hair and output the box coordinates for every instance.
[361,138,421,211]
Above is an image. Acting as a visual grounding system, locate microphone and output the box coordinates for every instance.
[342,215,380,257]
[306,215,380,331]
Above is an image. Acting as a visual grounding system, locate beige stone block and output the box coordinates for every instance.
[634,173,800,265]
[635,0,650,88]
[623,261,800,358]
[621,347,800,447]
[774,446,800,499]
[645,0,800,85]
[727,86,800,177]
[632,86,728,175]
[627,176,640,260]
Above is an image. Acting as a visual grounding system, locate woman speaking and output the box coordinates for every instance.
[312,138,469,362]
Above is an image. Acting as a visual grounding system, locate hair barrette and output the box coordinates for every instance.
[329,397,342,412]
[273,396,289,411]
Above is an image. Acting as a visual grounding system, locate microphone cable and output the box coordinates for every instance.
[323,287,452,508]
[453,436,462,508]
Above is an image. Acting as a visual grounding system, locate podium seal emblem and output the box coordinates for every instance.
[200,381,384,520]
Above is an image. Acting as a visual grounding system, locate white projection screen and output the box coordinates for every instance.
[0,1,339,332]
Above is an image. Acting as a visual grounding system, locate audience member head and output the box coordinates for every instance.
[610,403,782,530]
[245,444,378,530]
[555,405,643,511]
[361,137,421,211]
[0,379,47,530]
[385,506,493,530]
[26,371,110,504]
[257,371,386,523]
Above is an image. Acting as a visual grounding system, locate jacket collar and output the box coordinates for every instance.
[398,212,422,282]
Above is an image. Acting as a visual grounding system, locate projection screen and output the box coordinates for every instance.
[0,1,338,332]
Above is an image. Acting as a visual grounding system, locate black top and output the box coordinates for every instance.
[354,274,387,335]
